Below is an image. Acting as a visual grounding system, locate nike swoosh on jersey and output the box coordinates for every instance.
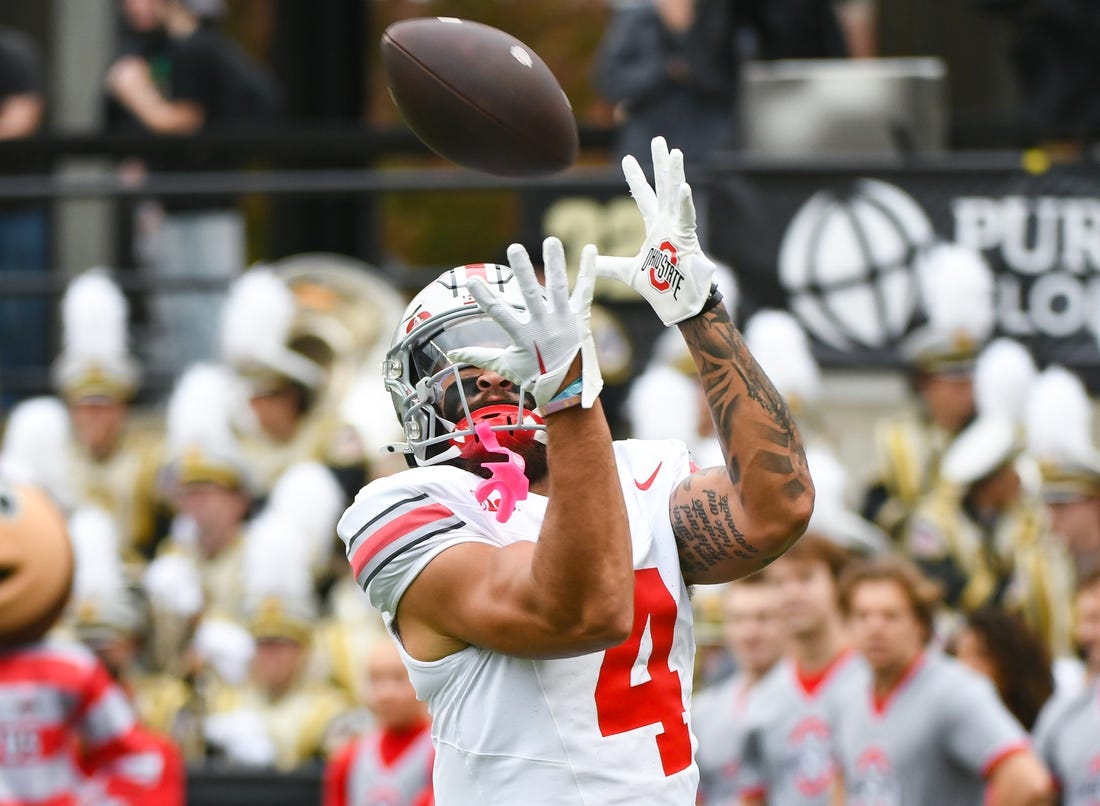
[635,462,663,490]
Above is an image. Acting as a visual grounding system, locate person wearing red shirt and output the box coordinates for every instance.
[324,640,433,806]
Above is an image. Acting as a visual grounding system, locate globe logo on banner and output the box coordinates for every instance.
[778,179,935,350]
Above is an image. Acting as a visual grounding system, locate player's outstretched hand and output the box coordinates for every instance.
[596,136,718,326]
[447,237,603,409]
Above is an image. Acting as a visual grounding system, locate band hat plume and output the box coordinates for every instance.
[69,505,143,640]
[0,397,76,512]
[743,309,821,420]
[804,445,891,554]
[220,267,326,393]
[242,509,317,644]
[265,461,345,579]
[1025,365,1100,503]
[940,338,1037,487]
[901,242,996,374]
[165,363,253,492]
[974,338,1038,425]
[52,269,140,402]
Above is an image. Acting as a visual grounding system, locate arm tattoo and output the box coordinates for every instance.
[670,306,811,576]
[672,472,763,577]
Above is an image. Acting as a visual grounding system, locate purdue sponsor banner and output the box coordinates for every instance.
[702,160,1100,380]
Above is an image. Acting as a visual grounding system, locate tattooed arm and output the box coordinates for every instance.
[592,135,813,583]
[670,300,814,585]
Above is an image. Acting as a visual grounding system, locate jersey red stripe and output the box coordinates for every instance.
[351,503,456,577]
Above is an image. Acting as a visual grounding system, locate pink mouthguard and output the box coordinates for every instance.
[473,420,529,523]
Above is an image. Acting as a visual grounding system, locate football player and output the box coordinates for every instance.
[337,136,814,804]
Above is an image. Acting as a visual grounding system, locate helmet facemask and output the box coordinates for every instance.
[384,265,547,468]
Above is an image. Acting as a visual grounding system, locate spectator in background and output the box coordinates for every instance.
[861,243,995,542]
[157,364,254,622]
[834,555,1052,806]
[977,0,1100,156]
[323,640,434,806]
[202,512,347,771]
[104,0,173,135]
[833,0,877,57]
[738,535,864,806]
[1074,571,1100,687]
[593,0,739,164]
[218,267,368,501]
[904,342,1075,662]
[1024,365,1100,582]
[104,0,283,377]
[593,0,847,166]
[52,269,165,562]
[952,607,1054,731]
[692,575,787,806]
[66,506,187,806]
[1031,572,1100,801]
[0,26,47,409]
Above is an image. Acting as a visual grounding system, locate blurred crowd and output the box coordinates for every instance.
[0,259,413,778]
[1,201,1097,803]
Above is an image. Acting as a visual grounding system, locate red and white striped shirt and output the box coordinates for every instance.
[0,639,148,806]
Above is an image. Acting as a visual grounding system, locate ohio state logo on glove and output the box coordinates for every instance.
[643,240,685,298]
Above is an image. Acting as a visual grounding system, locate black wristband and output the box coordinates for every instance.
[695,284,724,317]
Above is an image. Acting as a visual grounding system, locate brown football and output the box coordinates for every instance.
[381,17,579,176]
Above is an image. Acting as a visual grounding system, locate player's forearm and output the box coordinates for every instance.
[679,303,814,546]
[535,397,633,646]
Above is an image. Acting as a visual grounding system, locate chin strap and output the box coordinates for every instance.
[473,421,529,523]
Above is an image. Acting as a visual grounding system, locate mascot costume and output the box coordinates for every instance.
[0,480,177,805]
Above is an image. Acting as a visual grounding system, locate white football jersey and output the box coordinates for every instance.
[338,438,699,805]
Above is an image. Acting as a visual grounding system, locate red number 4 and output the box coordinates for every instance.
[594,567,691,776]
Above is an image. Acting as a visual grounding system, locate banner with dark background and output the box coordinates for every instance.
[698,158,1100,385]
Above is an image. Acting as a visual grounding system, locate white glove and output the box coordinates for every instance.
[597,136,717,326]
[447,237,603,409]
[142,553,204,618]
[204,709,277,767]
[192,617,256,685]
